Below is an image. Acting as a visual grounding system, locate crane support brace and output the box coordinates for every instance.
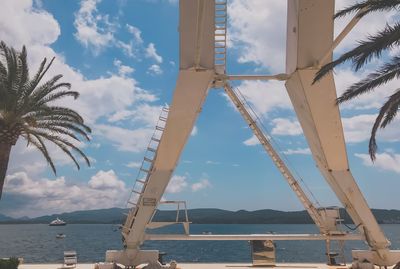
[286,0,400,265]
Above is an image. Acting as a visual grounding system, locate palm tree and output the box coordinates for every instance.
[0,41,91,199]
[313,0,400,161]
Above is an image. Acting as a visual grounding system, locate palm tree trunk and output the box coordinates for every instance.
[0,143,12,199]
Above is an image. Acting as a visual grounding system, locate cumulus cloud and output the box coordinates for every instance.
[95,124,154,152]
[145,43,163,63]
[73,0,115,53]
[147,64,163,75]
[271,118,303,136]
[191,126,198,136]
[234,80,291,116]
[3,170,128,217]
[342,115,400,143]
[0,0,60,47]
[355,152,400,174]
[113,59,135,77]
[243,135,260,146]
[125,161,141,169]
[191,179,211,192]
[229,0,287,72]
[166,175,188,194]
[282,148,311,155]
[126,23,143,44]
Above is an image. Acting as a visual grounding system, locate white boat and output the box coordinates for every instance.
[49,218,66,226]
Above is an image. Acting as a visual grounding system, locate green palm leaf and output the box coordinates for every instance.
[0,41,91,199]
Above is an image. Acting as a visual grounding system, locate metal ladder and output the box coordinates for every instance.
[121,106,169,242]
[215,0,227,75]
[224,84,327,232]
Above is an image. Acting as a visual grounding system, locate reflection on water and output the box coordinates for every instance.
[0,224,399,263]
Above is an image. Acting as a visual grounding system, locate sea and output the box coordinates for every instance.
[0,224,399,264]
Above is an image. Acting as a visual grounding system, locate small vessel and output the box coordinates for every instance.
[56,233,66,239]
[49,218,66,226]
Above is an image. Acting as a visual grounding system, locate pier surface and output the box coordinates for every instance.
[18,263,350,269]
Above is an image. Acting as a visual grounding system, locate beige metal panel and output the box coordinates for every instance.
[286,71,348,170]
[180,0,215,70]
[124,70,214,248]
[286,0,334,73]
[330,170,390,250]
[145,233,363,241]
[285,0,391,260]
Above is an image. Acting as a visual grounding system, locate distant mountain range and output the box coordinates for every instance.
[1,208,400,224]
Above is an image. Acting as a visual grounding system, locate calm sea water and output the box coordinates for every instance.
[0,224,399,264]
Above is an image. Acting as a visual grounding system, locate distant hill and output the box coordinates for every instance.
[1,208,400,224]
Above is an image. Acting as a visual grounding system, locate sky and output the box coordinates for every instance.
[0,0,399,218]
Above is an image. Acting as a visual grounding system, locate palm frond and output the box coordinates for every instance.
[335,0,400,19]
[314,22,400,83]
[35,89,78,107]
[369,89,400,160]
[337,56,400,103]
[21,132,56,174]
[28,130,91,168]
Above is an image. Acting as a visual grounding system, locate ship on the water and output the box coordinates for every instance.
[49,218,66,226]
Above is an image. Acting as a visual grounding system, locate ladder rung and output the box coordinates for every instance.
[215,14,226,18]
[127,201,137,206]
[143,157,153,163]
[137,179,146,184]
[159,116,168,122]
[147,147,157,153]
[215,52,225,55]
[215,33,226,36]
[155,126,164,131]
[132,190,142,195]
[140,167,151,173]
[162,107,169,112]
[151,137,160,143]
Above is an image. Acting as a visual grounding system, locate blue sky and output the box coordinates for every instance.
[0,0,399,217]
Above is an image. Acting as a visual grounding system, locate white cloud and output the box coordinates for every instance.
[191,126,198,136]
[145,43,163,63]
[342,115,400,143]
[282,148,311,155]
[191,179,211,192]
[0,0,60,47]
[108,104,162,126]
[126,23,143,44]
[243,135,260,146]
[4,170,128,217]
[235,80,291,117]
[95,124,154,152]
[271,118,302,136]
[125,161,141,169]
[147,64,163,75]
[229,0,287,72]
[206,160,220,165]
[88,170,125,189]
[73,0,115,53]
[166,175,188,194]
[113,59,135,77]
[355,152,400,174]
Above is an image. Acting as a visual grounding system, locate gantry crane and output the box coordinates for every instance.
[104,1,400,268]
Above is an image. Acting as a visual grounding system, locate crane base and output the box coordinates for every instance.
[106,249,159,267]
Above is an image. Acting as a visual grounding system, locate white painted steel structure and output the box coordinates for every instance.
[104,1,400,268]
